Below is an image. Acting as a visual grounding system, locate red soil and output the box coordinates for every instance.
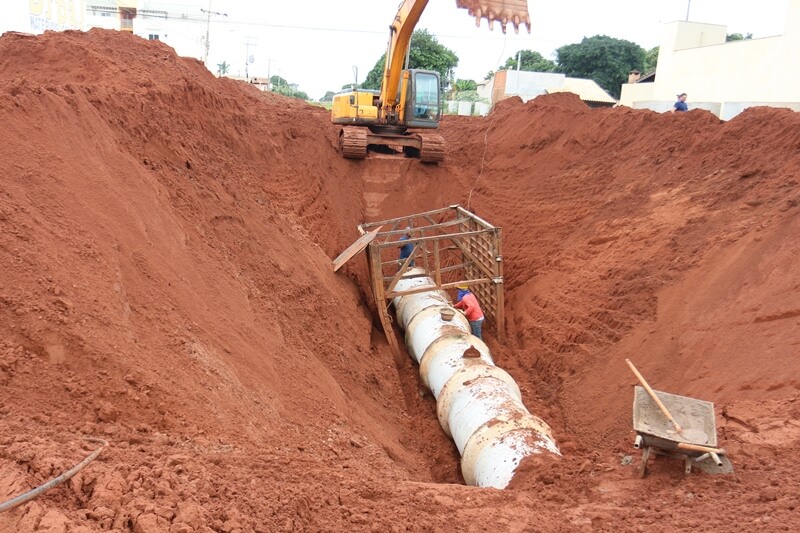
[1,29,799,532]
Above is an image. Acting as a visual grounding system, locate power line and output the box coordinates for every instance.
[133,11,559,42]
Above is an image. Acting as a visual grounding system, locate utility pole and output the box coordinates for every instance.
[201,1,228,65]
[685,0,691,21]
[244,36,257,80]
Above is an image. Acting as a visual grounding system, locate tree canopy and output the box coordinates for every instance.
[501,50,557,72]
[556,35,645,99]
[269,75,308,100]
[643,46,659,74]
[362,29,458,91]
[726,33,753,41]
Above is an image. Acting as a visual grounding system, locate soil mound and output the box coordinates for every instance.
[2,29,800,532]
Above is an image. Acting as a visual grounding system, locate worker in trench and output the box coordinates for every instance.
[398,228,415,266]
[454,285,485,340]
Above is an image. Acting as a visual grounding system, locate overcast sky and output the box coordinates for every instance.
[9,0,787,99]
[191,0,789,99]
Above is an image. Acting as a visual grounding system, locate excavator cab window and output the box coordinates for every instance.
[412,71,440,121]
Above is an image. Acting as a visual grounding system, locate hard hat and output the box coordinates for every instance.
[457,284,469,290]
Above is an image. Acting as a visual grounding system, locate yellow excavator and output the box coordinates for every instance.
[331,1,530,163]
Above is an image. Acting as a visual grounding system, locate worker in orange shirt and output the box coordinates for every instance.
[454,285,485,340]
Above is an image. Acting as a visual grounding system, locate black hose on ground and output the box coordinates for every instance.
[0,437,108,513]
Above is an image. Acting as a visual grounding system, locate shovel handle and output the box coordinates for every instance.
[626,359,683,434]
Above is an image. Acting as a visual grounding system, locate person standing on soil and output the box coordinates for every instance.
[454,285,485,339]
[398,228,415,266]
[672,93,688,113]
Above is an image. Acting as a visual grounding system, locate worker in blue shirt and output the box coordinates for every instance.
[672,93,688,113]
[398,229,415,266]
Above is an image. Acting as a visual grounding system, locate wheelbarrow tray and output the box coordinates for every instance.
[632,386,733,475]
[633,386,717,446]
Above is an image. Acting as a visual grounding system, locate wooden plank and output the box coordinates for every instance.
[370,245,401,356]
[332,226,382,272]
[374,229,490,249]
[495,230,506,342]
[433,240,442,287]
[385,250,417,295]
[387,278,491,299]
[455,205,497,231]
[360,206,454,230]
[381,261,470,281]
[375,219,473,239]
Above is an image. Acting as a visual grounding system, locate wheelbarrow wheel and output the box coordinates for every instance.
[639,446,651,478]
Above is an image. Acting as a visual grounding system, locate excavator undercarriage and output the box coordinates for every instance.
[339,127,445,163]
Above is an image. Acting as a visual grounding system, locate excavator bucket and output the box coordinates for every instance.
[456,0,531,34]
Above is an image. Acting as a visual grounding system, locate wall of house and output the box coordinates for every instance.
[2,0,86,34]
[620,1,800,119]
[488,70,568,103]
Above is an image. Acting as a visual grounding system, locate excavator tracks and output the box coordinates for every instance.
[419,133,445,164]
[339,127,368,159]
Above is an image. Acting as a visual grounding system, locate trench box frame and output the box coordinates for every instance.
[359,205,505,354]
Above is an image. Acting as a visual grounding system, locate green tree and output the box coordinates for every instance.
[320,91,336,102]
[274,84,308,100]
[216,61,230,76]
[452,91,487,103]
[362,29,458,91]
[452,79,477,91]
[448,79,478,99]
[726,32,753,41]
[484,70,494,81]
[501,50,557,72]
[643,46,659,73]
[556,35,645,99]
[268,75,308,100]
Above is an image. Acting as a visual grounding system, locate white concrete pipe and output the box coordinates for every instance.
[391,269,561,489]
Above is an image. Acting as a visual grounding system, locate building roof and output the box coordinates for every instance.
[548,77,617,104]
[637,70,657,83]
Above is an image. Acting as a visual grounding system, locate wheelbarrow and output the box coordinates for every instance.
[626,359,733,477]
[632,385,734,477]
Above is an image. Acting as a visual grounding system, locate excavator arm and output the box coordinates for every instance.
[380,0,429,120]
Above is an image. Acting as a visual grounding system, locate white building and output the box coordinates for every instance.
[1,0,86,34]
[620,0,800,119]
[1,1,235,75]
[84,1,206,63]
[479,70,617,108]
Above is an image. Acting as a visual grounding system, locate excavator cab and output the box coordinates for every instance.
[404,69,441,128]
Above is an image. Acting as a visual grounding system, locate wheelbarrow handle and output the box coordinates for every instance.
[677,442,726,456]
[626,359,683,434]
